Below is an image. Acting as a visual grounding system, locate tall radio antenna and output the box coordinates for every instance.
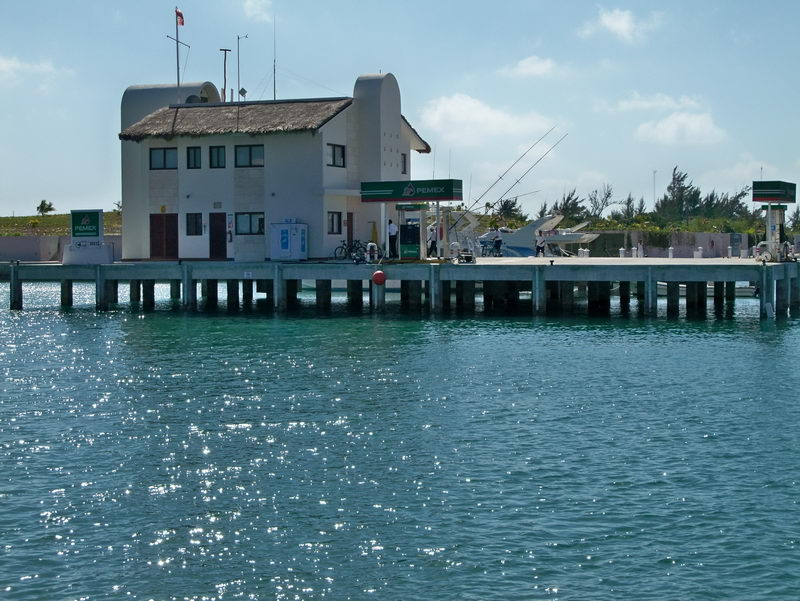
[237,33,248,101]
[273,19,277,100]
[219,48,231,102]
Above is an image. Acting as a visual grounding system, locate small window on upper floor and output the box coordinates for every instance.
[150,147,177,170]
[400,152,408,175]
[326,143,345,168]
[187,146,201,169]
[235,145,265,168]
[210,146,226,169]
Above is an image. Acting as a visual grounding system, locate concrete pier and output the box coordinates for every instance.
[2,257,797,321]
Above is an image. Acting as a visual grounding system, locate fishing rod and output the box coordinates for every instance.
[487,132,568,213]
[448,125,556,231]
[483,189,541,213]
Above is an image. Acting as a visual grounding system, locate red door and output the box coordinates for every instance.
[149,213,178,259]
[209,212,227,260]
[346,212,354,246]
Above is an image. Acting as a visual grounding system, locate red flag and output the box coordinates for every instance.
[175,8,185,26]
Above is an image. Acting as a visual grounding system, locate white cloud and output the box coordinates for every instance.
[635,112,726,145]
[243,0,273,23]
[580,8,662,43]
[0,56,57,78]
[595,91,701,113]
[0,56,71,88]
[618,92,700,112]
[420,93,552,147]
[499,55,557,78]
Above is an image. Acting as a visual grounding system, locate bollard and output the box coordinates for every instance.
[668,247,674,259]
[727,245,732,258]
[619,247,626,258]
[631,247,638,258]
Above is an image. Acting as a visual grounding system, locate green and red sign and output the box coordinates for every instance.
[361,179,462,203]
[71,210,102,238]
[752,181,796,203]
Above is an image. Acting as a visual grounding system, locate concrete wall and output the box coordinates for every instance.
[587,231,749,258]
[0,235,122,262]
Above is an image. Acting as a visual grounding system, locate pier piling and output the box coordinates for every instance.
[130,279,141,303]
[142,280,155,311]
[60,280,73,308]
[315,280,332,309]
[227,280,240,309]
[10,262,22,310]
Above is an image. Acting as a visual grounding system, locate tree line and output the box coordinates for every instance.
[486,167,795,236]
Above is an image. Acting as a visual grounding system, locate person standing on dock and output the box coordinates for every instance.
[491,226,503,256]
[535,230,546,257]
[427,224,437,257]
[388,219,398,258]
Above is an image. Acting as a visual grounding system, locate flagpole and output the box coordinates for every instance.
[175,7,180,90]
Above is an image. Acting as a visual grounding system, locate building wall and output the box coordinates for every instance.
[120,82,220,260]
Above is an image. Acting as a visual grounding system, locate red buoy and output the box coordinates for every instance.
[371,270,386,286]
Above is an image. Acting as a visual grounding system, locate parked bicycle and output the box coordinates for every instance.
[334,239,368,261]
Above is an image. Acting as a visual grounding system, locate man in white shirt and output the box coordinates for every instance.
[491,227,503,256]
[535,230,546,257]
[387,219,398,258]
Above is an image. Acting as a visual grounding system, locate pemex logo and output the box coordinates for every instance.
[81,216,91,226]
[402,183,415,197]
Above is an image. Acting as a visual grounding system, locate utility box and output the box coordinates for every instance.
[270,221,308,261]
[399,224,420,259]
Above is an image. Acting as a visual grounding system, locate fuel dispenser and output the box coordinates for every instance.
[752,181,796,262]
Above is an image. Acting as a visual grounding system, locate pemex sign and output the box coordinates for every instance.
[71,210,103,239]
[752,181,796,203]
[361,179,462,203]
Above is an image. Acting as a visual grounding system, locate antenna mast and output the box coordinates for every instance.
[237,33,248,101]
[220,48,231,102]
[273,20,276,100]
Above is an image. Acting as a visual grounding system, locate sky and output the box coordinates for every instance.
[1,0,798,218]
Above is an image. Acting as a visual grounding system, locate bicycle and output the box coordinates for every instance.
[333,239,370,261]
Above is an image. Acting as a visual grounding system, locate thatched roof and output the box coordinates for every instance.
[119,98,353,142]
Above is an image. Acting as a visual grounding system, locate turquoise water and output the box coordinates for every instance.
[2,284,799,600]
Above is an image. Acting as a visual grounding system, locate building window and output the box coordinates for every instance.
[150,147,177,170]
[235,212,265,235]
[209,146,226,169]
[187,146,201,169]
[327,211,342,235]
[235,145,265,167]
[326,143,345,167]
[401,152,408,174]
[186,213,202,236]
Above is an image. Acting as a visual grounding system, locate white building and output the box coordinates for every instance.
[119,73,429,260]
